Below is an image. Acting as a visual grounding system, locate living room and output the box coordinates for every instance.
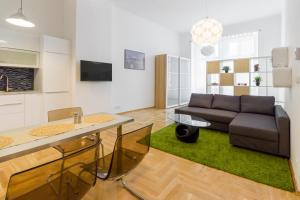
[0,0,299,199]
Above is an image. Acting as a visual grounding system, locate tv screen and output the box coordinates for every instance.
[80,60,112,81]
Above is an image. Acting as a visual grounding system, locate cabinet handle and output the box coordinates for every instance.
[0,103,22,106]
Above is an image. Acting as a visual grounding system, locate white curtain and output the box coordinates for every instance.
[219,32,258,60]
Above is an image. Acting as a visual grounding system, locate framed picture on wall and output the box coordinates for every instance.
[124,49,145,70]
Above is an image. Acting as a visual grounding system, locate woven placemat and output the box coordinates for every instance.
[30,124,75,137]
[0,136,14,149]
[84,115,115,124]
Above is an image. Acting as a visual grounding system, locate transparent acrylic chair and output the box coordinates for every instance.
[86,124,153,200]
[5,138,100,200]
[48,107,102,156]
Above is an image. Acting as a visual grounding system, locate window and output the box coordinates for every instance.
[219,32,258,59]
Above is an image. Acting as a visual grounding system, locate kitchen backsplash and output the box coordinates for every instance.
[0,67,34,91]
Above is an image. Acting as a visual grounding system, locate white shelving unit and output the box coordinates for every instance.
[206,56,285,106]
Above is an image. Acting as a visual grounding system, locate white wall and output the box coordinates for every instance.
[74,0,180,114]
[111,6,180,113]
[74,0,113,114]
[223,15,282,57]
[63,0,77,108]
[179,32,192,58]
[283,0,300,191]
[0,27,39,51]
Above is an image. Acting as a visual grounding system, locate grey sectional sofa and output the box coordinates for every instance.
[175,94,290,157]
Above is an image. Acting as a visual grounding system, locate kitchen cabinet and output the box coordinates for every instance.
[40,35,70,93]
[0,93,47,131]
[0,94,25,132]
[25,93,45,126]
[0,47,39,69]
[39,35,72,115]
[41,52,69,92]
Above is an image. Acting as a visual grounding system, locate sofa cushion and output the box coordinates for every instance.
[212,94,240,112]
[229,113,278,142]
[188,93,213,108]
[241,95,275,115]
[175,106,237,124]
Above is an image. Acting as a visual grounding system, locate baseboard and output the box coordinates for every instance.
[289,160,300,194]
[117,106,155,115]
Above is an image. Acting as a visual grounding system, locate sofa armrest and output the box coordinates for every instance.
[275,105,290,157]
[174,106,188,114]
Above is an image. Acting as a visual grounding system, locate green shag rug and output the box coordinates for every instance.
[151,124,294,192]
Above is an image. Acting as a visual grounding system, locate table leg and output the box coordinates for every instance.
[117,125,122,137]
[95,131,101,183]
[117,125,123,173]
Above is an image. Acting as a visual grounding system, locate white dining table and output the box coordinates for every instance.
[0,113,134,163]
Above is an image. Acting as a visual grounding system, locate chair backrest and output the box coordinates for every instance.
[105,124,153,179]
[5,140,99,200]
[48,107,83,122]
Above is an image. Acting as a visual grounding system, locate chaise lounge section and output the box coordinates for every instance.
[175,93,290,157]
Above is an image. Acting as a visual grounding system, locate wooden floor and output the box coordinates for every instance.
[0,108,299,200]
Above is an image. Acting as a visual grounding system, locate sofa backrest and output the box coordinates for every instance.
[241,95,275,115]
[212,94,240,112]
[188,93,213,108]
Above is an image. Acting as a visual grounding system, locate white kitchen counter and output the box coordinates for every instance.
[0,90,42,95]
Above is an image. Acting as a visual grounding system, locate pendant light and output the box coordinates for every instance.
[191,0,223,55]
[191,17,223,46]
[6,0,35,28]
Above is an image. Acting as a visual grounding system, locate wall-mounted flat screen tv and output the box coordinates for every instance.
[80,60,112,81]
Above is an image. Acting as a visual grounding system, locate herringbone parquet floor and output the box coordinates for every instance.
[0,108,299,200]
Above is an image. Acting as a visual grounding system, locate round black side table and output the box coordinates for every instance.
[168,113,211,144]
[175,124,199,143]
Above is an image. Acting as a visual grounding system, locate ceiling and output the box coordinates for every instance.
[113,0,283,32]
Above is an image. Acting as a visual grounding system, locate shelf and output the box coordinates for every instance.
[250,71,270,73]
[0,48,39,68]
[207,73,219,75]
[250,86,272,87]
[206,57,285,105]
[0,63,39,69]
